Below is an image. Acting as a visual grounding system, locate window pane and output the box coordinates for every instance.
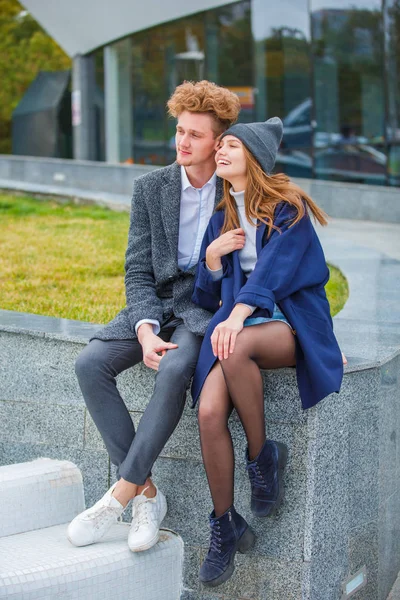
[385,0,400,186]
[205,2,254,123]
[251,0,312,178]
[311,0,387,185]
[93,48,105,161]
[131,26,167,166]
[165,15,205,164]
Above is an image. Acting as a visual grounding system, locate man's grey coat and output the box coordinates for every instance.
[92,162,224,341]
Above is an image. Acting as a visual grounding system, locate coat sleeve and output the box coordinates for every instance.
[124,177,164,331]
[192,216,230,314]
[234,202,317,315]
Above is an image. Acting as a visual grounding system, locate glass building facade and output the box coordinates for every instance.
[93,0,400,187]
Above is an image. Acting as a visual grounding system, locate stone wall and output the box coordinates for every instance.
[0,308,399,600]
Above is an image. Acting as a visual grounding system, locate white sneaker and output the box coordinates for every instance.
[67,482,125,547]
[128,486,167,552]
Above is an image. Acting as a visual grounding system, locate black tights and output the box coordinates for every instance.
[198,321,296,517]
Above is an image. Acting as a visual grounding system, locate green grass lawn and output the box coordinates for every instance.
[0,193,349,323]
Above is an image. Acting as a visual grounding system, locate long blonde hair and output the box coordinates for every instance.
[217,145,328,236]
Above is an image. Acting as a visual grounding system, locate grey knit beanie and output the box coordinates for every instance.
[220,117,283,175]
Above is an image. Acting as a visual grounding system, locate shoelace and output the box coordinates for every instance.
[247,463,271,491]
[132,496,151,531]
[209,521,222,554]
[87,505,120,530]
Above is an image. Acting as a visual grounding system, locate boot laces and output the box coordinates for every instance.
[247,463,271,491]
[209,521,222,554]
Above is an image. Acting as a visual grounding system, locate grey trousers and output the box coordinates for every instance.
[75,319,203,485]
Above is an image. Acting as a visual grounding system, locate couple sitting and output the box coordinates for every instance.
[67,80,343,588]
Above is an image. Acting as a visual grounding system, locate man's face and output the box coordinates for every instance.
[175,111,220,167]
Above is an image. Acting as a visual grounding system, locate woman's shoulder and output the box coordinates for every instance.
[273,198,310,224]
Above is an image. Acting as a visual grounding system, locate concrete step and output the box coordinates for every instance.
[0,458,85,537]
[0,522,183,599]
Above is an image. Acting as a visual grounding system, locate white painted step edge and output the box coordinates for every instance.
[0,458,85,538]
[0,522,184,600]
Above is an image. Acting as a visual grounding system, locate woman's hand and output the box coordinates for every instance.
[211,315,244,360]
[206,228,245,270]
[211,304,253,360]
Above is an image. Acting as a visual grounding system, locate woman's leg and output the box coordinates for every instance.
[198,362,234,517]
[198,363,255,588]
[219,322,296,459]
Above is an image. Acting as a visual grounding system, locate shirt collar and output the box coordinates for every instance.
[181,165,217,192]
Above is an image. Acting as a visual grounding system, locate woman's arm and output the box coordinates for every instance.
[192,217,245,313]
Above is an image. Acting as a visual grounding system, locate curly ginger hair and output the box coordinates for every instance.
[167,80,241,136]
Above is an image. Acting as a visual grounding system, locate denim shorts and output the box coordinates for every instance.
[244,305,294,333]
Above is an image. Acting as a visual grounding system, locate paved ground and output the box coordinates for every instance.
[316,216,400,261]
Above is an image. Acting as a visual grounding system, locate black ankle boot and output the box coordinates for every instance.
[246,440,288,517]
[199,505,255,587]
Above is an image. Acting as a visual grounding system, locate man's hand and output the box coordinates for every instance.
[206,228,245,270]
[137,324,178,370]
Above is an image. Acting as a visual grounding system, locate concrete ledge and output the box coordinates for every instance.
[1,154,400,222]
[301,178,400,224]
[1,239,400,598]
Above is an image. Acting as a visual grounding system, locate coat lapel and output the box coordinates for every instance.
[161,162,182,260]
[231,251,245,298]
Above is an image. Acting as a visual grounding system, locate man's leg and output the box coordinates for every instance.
[68,323,202,549]
[115,321,202,552]
[118,321,203,485]
[75,329,175,474]
[75,337,144,469]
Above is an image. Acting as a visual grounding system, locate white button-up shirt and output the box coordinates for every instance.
[178,166,217,270]
[135,165,217,336]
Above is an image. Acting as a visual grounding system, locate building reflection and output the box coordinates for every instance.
[91,0,400,187]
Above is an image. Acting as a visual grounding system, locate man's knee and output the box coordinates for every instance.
[157,349,195,386]
[75,340,107,382]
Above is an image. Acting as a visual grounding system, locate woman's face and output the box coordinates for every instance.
[215,135,247,186]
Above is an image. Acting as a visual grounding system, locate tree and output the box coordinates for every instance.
[0,0,71,153]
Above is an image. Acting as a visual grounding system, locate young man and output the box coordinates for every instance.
[67,81,241,552]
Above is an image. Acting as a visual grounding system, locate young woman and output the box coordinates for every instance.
[191,117,344,588]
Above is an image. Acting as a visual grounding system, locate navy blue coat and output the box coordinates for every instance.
[191,201,343,410]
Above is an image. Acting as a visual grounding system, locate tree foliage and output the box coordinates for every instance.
[0,0,71,153]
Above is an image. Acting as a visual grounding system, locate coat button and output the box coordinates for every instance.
[219,300,223,307]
